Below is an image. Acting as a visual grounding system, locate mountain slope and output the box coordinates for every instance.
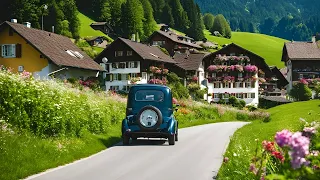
[195,0,320,41]
[204,30,288,68]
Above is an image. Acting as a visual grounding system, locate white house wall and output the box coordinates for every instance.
[207,80,259,107]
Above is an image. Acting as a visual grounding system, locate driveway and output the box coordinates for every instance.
[26,122,249,180]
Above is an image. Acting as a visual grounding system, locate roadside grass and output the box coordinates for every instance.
[204,30,288,68]
[217,100,320,180]
[0,101,268,179]
[0,128,121,180]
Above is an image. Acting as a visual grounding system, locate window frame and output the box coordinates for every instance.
[127,51,133,56]
[2,44,16,58]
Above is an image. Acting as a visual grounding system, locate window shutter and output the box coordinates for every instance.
[105,74,110,81]
[15,44,21,58]
[118,74,122,80]
[134,61,138,68]
[0,45,2,57]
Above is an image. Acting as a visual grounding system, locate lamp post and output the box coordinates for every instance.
[42,4,48,30]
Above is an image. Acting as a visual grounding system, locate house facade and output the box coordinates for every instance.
[149,25,203,56]
[203,43,274,106]
[281,37,320,93]
[0,20,103,79]
[94,38,176,91]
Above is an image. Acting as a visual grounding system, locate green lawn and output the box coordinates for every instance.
[78,12,112,42]
[218,100,320,179]
[204,30,288,68]
[92,46,104,54]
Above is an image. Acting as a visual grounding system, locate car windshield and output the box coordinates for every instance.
[135,90,164,102]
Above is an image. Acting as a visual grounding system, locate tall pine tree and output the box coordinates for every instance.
[162,3,175,27]
[203,13,214,30]
[139,0,157,40]
[149,0,165,23]
[120,0,144,39]
[168,0,189,31]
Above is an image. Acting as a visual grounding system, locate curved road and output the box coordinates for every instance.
[26,122,248,180]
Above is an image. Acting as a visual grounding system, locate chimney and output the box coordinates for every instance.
[311,35,316,43]
[23,22,31,28]
[11,19,17,23]
[131,34,136,41]
[52,26,55,33]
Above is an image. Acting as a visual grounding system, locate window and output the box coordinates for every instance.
[214,82,220,88]
[212,73,216,77]
[2,44,16,58]
[135,90,164,102]
[225,83,229,88]
[142,72,147,80]
[128,61,138,68]
[119,62,126,69]
[130,73,138,78]
[214,94,219,99]
[112,63,118,69]
[238,73,243,78]
[122,74,128,80]
[110,86,119,91]
[230,53,235,56]
[236,93,242,99]
[127,51,133,56]
[115,51,123,57]
[251,82,255,88]
[248,93,256,99]
[246,82,252,88]
[236,82,242,88]
[299,74,303,79]
[223,93,229,98]
[123,85,131,92]
[113,74,119,81]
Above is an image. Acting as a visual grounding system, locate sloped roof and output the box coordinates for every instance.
[2,21,102,71]
[153,30,203,49]
[284,41,320,60]
[173,53,205,71]
[118,38,175,63]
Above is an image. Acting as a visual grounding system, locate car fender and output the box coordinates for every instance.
[167,118,176,135]
[122,118,130,134]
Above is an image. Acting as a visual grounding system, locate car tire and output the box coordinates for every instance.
[137,105,163,131]
[132,137,137,141]
[123,134,130,145]
[168,135,175,145]
[175,130,178,142]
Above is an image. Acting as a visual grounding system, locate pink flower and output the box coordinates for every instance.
[207,65,217,72]
[299,79,308,85]
[275,129,292,147]
[303,127,317,134]
[223,157,229,163]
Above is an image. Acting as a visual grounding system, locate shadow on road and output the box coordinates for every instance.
[112,138,168,147]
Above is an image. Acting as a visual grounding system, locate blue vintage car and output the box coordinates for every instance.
[121,84,178,145]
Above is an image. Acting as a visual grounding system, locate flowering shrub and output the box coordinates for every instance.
[223,76,235,82]
[19,70,32,79]
[130,77,141,84]
[259,77,266,84]
[207,65,217,72]
[191,76,198,82]
[148,78,167,85]
[249,119,320,179]
[149,66,169,75]
[300,78,309,85]
[0,69,126,137]
[214,54,250,63]
[244,65,258,73]
[235,65,244,72]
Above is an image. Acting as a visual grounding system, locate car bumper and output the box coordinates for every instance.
[124,131,173,138]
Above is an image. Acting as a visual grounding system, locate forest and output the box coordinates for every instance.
[0,0,211,41]
[195,0,320,41]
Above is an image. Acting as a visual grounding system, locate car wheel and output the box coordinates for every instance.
[168,135,175,145]
[123,134,130,145]
[132,137,137,141]
[175,130,178,142]
[137,105,163,131]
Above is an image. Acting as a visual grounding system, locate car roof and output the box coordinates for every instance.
[130,84,171,92]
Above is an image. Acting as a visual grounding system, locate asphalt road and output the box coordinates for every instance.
[26,122,249,180]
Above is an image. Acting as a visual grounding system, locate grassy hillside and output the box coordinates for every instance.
[204,30,288,68]
[218,100,320,179]
[78,12,112,41]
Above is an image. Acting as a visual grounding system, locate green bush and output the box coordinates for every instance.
[0,70,126,137]
[289,82,312,101]
[239,100,246,109]
[236,112,248,121]
[246,105,257,112]
[228,96,238,107]
[217,99,226,104]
